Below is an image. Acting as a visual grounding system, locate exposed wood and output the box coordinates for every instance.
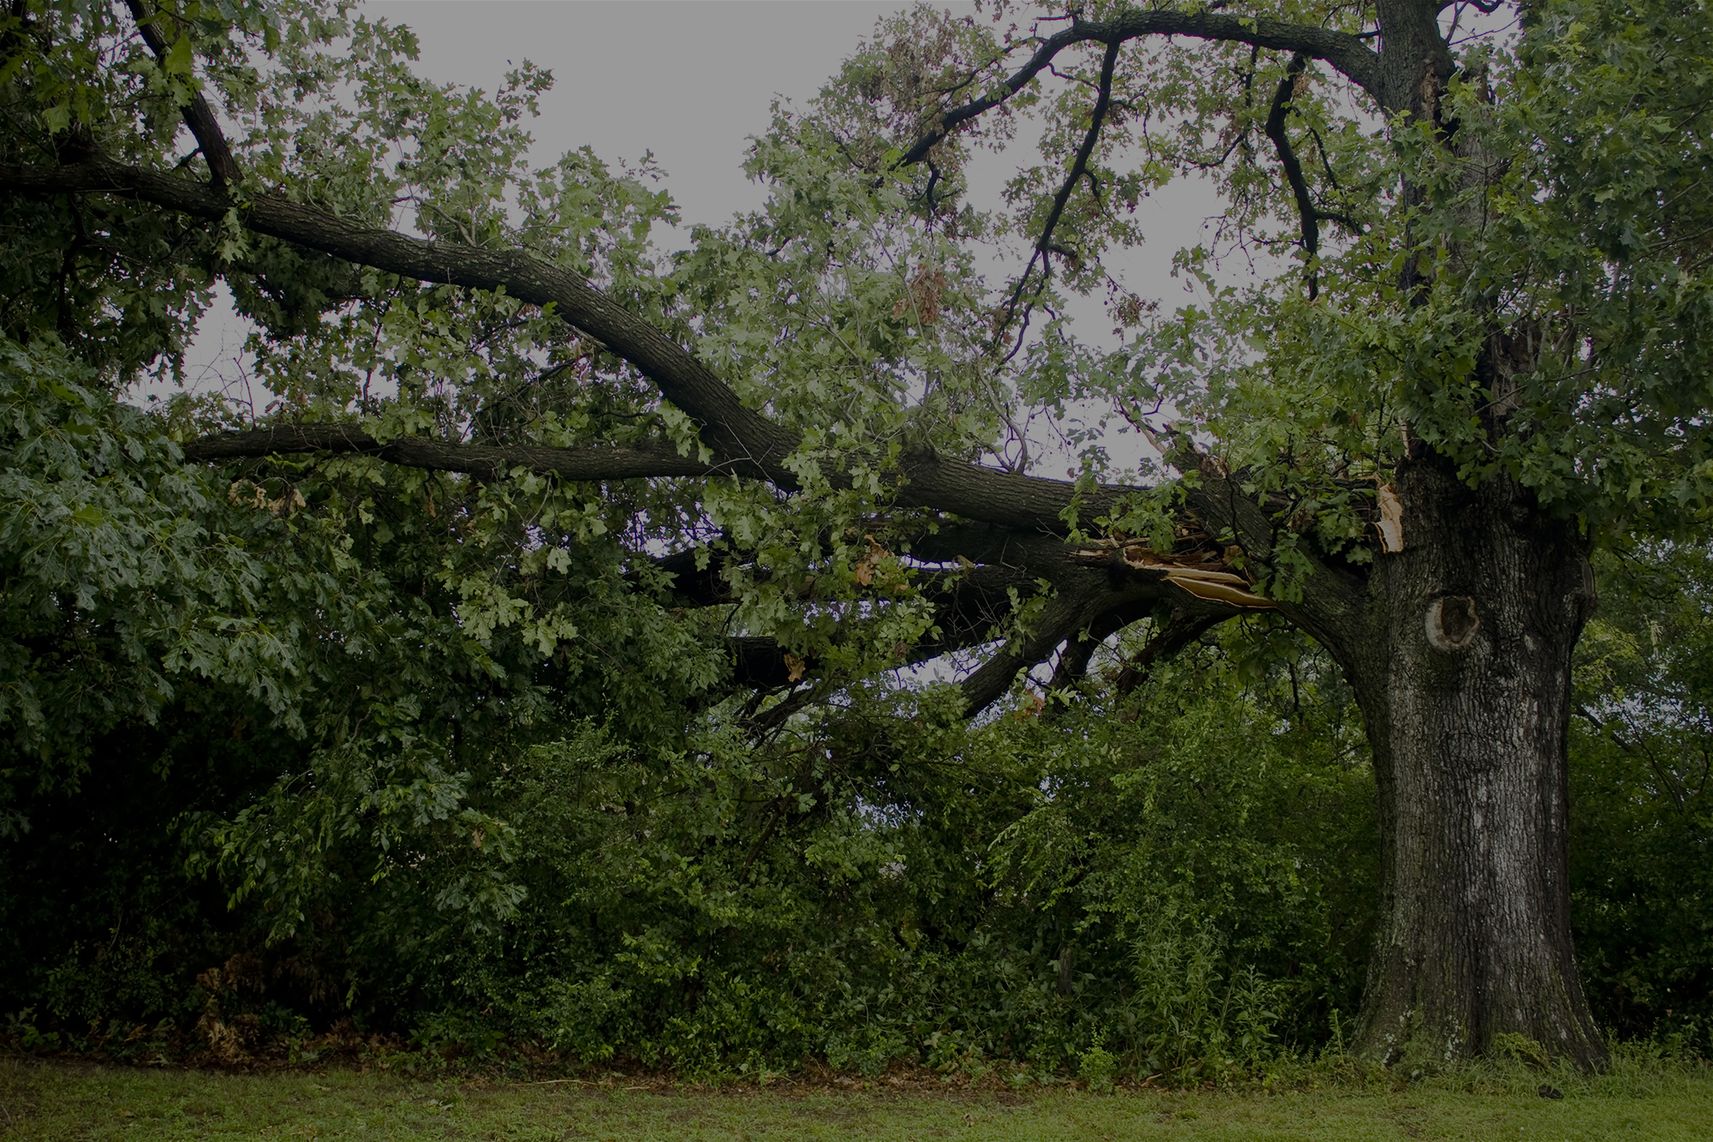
[1376,483,1405,554]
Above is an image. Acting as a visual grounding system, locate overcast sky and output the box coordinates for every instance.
[372,1,966,232]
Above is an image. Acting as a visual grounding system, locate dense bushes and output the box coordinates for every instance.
[428,659,1379,1077]
[0,430,1371,1070]
[1568,546,1713,1056]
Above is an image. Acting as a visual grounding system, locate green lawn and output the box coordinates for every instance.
[2,1055,1709,1140]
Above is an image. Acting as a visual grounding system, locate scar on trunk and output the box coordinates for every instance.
[1426,595,1480,651]
[1375,483,1404,553]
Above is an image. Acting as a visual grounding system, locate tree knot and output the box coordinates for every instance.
[1426,595,1480,652]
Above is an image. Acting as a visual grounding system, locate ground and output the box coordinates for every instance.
[2,1053,1709,1140]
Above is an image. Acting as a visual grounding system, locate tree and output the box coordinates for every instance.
[3,0,1710,1071]
[1569,542,1713,1053]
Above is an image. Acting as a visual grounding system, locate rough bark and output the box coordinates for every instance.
[1343,458,1607,1070]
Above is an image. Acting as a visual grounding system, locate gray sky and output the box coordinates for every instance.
[368,2,1213,272]
[372,1,956,232]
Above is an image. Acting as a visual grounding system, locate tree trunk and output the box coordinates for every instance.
[1345,458,1608,1071]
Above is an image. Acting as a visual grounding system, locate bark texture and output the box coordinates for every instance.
[1347,459,1607,1070]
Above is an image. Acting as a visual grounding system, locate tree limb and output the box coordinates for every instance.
[950,558,1252,716]
[900,9,1381,166]
[957,589,1089,716]
[5,150,797,476]
[995,38,1121,338]
[0,150,1142,535]
[1046,598,1154,695]
[1263,54,1321,297]
[905,519,1069,569]
[0,146,1303,720]
[1113,609,1222,696]
[123,0,241,187]
[182,424,735,480]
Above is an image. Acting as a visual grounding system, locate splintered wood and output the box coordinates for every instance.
[1073,539,1274,610]
[1376,483,1405,554]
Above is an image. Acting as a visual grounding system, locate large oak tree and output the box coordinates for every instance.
[4,0,1711,1069]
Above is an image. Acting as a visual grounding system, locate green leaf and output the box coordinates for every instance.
[165,33,193,78]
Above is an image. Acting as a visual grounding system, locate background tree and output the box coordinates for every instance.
[3,0,1711,1071]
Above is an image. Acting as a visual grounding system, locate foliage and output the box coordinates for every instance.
[2,339,1708,1072]
[0,453,1380,1075]
[500,630,1377,1079]
[0,345,310,829]
[1570,544,1713,1055]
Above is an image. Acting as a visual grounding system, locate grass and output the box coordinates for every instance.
[1,1053,1709,1141]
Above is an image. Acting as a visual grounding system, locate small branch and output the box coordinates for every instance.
[123,0,241,187]
[1262,54,1320,297]
[1117,395,1170,456]
[1574,704,1690,812]
[993,39,1121,340]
